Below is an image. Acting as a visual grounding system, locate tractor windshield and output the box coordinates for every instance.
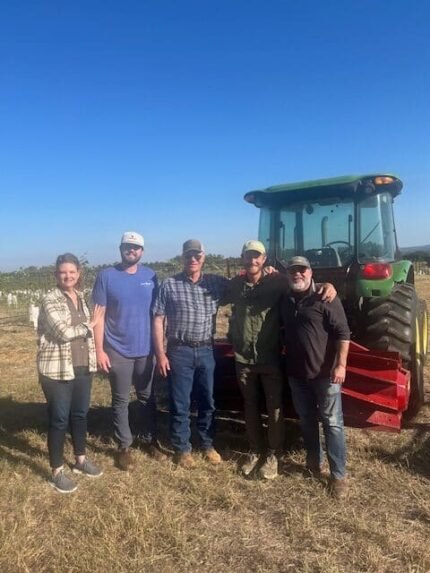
[259,198,355,267]
[258,191,397,267]
[357,192,396,262]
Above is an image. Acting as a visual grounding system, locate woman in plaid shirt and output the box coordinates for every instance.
[37,253,103,493]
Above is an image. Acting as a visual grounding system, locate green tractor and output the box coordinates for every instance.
[244,174,428,417]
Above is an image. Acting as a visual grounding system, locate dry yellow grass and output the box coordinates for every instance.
[0,280,429,573]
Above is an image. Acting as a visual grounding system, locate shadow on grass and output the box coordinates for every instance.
[0,394,305,470]
[368,422,430,482]
[0,430,48,478]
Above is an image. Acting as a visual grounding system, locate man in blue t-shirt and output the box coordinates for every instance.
[92,231,164,471]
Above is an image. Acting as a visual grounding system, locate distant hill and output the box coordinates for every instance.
[400,244,430,255]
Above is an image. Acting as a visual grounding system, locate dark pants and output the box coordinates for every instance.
[107,347,157,449]
[235,363,285,455]
[167,345,216,453]
[40,371,92,469]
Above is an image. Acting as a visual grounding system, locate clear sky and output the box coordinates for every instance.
[1,0,429,270]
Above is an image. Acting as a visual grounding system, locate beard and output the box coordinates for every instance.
[121,253,142,268]
[288,276,311,293]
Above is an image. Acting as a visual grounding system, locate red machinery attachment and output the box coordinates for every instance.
[342,341,410,431]
[213,340,410,432]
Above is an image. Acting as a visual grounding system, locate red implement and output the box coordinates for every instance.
[341,341,410,431]
[213,340,410,432]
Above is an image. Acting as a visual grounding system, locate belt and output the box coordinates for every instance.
[168,338,213,348]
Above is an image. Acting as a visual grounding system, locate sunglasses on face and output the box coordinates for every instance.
[184,252,203,261]
[287,266,309,274]
[122,244,142,252]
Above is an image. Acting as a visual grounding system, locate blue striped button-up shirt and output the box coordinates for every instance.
[153,272,229,343]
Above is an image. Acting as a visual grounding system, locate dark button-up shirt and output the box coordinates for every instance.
[281,282,350,380]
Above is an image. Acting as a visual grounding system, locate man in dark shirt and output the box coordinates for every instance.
[223,242,337,481]
[223,241,286,480]
[281,256,350,497]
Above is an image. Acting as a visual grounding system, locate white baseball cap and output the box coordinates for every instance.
[120,231,144,248]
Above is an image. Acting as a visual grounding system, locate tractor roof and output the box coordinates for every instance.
[244,174,403,207]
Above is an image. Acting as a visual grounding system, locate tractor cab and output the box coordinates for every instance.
[244,174,403,303]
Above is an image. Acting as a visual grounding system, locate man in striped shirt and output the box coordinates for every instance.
[153,239,228,468]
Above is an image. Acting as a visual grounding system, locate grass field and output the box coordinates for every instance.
[0,280,429,573]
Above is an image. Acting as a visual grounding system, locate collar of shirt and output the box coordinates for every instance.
[179,271,204,285]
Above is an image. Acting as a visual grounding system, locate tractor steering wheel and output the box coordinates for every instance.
[325,241,351,248]
[325,241,353,265]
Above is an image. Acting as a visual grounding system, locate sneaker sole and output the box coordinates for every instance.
[49,481,78,494]
[259,473,279,480]
[72,468,104,478]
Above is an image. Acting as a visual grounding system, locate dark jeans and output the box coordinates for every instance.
[289,377,346,479]
[40,371,92,469]
[167,345,216,453]
[235,362,285,455]
[107,347,157,449]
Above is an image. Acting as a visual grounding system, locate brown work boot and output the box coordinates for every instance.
[116,448,135,471]
[142,440,167,462]
[203,448,222,465]
[173,452,196,469]
[329,477,347,499]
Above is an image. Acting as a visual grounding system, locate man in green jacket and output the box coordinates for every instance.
[223,240,335,480]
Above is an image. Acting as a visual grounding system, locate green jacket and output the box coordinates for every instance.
[222,274,288,366]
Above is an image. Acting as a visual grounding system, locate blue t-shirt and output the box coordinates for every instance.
[92,265,157,358]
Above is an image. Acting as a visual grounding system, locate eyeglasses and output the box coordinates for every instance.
[287,266,309,274]
[184,253,203,261]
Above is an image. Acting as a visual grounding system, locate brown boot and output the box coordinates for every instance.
[329,477,347,499]
[203,448,222,465]
[116,448,135,471]
[173,452,196,469]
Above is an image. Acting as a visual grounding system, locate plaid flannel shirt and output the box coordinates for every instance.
[37,288,97,381]
[153,272,229,342]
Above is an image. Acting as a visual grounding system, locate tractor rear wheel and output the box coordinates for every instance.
[419,299,428,365]
[361,283,425,417]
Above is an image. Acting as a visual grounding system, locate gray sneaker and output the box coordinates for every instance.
[72,459,103,478]
[259,454,279,480]
[49,469,78,493]
[241,453,260,477]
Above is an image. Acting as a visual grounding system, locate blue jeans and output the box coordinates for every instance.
[289,377,346,479]
[107,347,157,449]
[167,345,216,453]
[40,371,92,469]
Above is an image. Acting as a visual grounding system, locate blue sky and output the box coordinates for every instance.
[1,1,429,270]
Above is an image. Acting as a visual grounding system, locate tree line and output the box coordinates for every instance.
[0,254,242,292]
